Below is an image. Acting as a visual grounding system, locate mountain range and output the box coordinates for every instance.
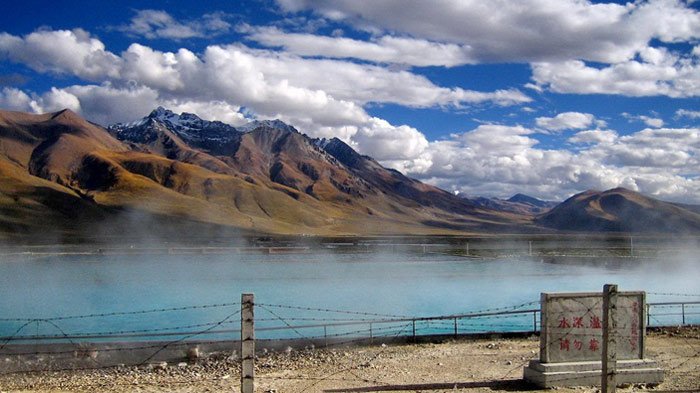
[0,107,698,242]
[468,194,558,215]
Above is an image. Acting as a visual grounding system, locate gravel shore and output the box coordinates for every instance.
[1,329,698,393]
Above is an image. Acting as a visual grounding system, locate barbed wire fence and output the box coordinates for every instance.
[0,292,698,392]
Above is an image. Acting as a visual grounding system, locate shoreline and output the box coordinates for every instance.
[0,328,697,393]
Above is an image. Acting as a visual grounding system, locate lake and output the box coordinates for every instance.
[1,250,698,342]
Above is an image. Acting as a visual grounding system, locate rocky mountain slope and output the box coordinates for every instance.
[2,107,698,241]
[0,108,529,241]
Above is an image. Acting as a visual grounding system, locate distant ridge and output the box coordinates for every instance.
[507,193,557,209]
[537,188,700,233]
[469,194,557,215]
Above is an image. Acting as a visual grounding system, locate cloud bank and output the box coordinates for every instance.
[0,2,698,204]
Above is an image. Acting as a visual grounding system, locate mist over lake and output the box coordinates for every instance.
[2,250,698,339]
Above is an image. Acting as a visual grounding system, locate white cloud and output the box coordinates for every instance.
[0,29,121,81]
[116,9,232,40]
[0,86,81,115]
[0,87,33,111]
[394,125,700,204]
[275,0,700,64]
[535,112,595,132]
[676,109,700,120]
[122,44,185,91]
[531,56,700,98]
[0,28,530,132]
[198,44,530,109]
[622,113,665,128]
[274,1,700,98]
[569,130,619,145]
[247,26,473,67]
[351,118,429,161]
[58,84,160,125]
[162,100,249,126]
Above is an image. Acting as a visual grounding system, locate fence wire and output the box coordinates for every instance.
[0,295,698,392]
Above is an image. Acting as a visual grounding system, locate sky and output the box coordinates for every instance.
[0,0,699,204]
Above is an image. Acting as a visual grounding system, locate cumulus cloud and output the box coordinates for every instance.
[0,87,33,111]
[275,1,700,98]
[676,109,700,120]
[0,86,81,114]
[0,28,529,119]
[535,112,595,132]
[351,118,429,161]
[0,29,121,81]
[202,44,530,108]
[392,124,700,204]
[568,130,618,145]
[162,100,249,126]
[116,9,232,40]
[530,56,700,98]
[247,26,473,67]
[275,0,700,64]
[622,113,665,128]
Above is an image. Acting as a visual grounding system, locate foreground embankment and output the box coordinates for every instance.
[0,328,697,393]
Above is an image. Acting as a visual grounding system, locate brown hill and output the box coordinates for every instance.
[537,188,700,233]
[0,108,531,242]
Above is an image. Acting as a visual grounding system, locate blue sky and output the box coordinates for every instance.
[0,0,699,203]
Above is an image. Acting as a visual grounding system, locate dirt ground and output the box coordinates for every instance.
[1,329,698,393]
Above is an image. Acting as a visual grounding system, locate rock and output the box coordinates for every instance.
[177,362,188,368]
[187,346,201,361]
[152,362,168,371]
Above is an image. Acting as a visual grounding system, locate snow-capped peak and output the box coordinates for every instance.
[148,106,178,121]
[238,119,297,134]
[109,107,241,147]
[109,109,303,150]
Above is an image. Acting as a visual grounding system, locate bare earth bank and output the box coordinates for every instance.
[1,329,698,393]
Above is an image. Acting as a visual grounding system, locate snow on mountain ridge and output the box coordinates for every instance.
[110,107,298,139]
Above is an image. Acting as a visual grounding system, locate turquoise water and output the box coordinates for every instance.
[0,252,697,341]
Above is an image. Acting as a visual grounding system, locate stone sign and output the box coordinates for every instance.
[524,289,664,388]
[540,291,645,363]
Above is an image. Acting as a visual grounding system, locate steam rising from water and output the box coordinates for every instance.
[0,237,698,338]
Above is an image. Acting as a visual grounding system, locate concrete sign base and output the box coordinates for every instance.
[524,358,664,388]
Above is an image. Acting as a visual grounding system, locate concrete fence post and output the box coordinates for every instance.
[241,293,254,393]
[532,311,538,333]
[682,303,686,325]
[602,284,618,393]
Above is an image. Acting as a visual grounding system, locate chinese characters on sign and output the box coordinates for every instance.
[556,314,603,354]
[540,292,645,363]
